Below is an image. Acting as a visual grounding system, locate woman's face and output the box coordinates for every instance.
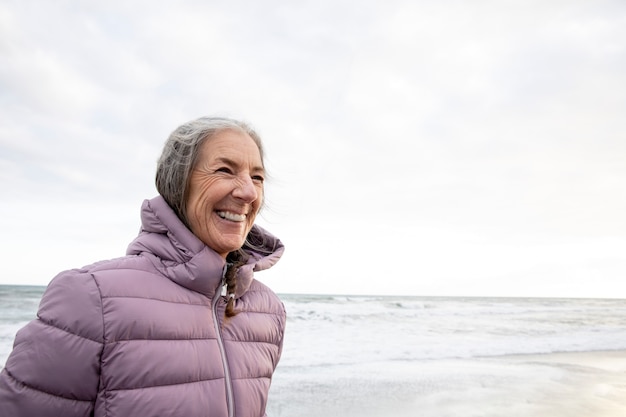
[186,129,264,258]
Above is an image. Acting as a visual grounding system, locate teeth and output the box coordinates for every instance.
[217,211,246,222]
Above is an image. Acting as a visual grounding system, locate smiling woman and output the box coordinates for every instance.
[156,118,271,318]
[0,116,286,417]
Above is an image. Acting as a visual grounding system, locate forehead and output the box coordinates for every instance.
[199,129,263,167]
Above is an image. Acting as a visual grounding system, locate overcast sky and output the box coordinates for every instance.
[1,0,625,298]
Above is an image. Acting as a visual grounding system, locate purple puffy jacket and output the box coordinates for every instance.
[0,196,286,417]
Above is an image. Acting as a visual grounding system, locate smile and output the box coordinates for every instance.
[217,211,246,222]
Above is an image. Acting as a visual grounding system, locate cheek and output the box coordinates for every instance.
[257,185,265,205]
[252,189,264,215]
[187,200,210,237]
[186,181,219,226]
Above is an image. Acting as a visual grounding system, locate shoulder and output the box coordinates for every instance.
[225,280,286,347]
[243,279,285,315]
[37,254,157,339]
[38,268,105,341]
[2,269,105,409]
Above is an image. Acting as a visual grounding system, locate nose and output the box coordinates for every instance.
[233,175,259,203]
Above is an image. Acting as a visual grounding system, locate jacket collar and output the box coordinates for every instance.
[126,196,284,298]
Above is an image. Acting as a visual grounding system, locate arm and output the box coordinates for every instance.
[0,270,104,417]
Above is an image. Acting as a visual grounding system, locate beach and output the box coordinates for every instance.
[268,350,626,417]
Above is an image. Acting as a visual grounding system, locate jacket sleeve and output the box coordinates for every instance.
[0,270,104,417]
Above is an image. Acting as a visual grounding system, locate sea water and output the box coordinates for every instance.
[2,286,626,416]
[276,294,626,366]
[268,294,626,417]
[0,285,45,365]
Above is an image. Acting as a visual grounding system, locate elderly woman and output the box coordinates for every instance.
[0,117,286,417]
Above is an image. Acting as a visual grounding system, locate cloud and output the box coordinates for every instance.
[1,0,625,296]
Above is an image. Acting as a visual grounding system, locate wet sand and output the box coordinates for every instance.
[268,350,626,417]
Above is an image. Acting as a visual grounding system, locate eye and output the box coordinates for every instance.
[252,175,265,184]
[215,167,233,174]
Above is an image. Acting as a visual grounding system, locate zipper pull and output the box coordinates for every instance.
[220,263,231,297]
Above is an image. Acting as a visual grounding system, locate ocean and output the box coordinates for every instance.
[2,285,626,416]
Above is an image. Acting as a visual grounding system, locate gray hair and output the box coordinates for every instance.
[155,116,265,228]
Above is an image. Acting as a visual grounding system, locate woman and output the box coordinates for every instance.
[0,117,286,417]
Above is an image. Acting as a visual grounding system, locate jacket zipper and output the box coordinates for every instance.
[212,264,235,417]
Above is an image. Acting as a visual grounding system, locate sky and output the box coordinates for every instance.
[1,0,625,298]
